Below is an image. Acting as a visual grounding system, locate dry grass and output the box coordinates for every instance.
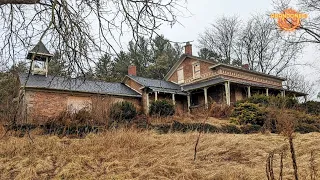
[0,129,319,180]
[151,115,232,127]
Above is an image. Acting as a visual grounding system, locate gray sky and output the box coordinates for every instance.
[158,0,319,99]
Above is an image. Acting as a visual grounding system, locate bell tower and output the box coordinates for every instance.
[26,41,53,77]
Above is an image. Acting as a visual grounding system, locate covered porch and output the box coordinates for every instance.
[183,78,307,112]
[142,87,188,114]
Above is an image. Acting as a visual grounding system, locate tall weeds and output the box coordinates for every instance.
[272,109,299,180]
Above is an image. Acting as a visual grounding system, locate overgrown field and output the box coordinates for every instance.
[0,129,319,179]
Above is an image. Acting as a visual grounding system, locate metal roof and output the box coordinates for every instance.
[28,41,53,56]
[148,87,187,95]
[127,75,181,90]
[182,77,226,91]
[19,74,141,97]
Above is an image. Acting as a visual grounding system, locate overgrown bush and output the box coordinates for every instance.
[295,123,319,134]
[240,124,262,134]
[109,101,137,123]
[209,102,233,118]
[245,94,270,105]
[231,102,267,126]
[48,107,94,126]
[301,101,320,115]
[0,72,19,124]
[149,100,175,117]
[243,94,298,109]
[220,124,242,134]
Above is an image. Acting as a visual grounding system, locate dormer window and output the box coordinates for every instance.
[193,61,200,79]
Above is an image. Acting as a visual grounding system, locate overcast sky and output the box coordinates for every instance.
[157,0,320,99]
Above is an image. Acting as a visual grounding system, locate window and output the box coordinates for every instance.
[67,96,92,113]
[177,67,184,84]
[193,62,200,79]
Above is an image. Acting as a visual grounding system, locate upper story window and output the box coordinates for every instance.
[177,67,184,84]
[193,61,200,79]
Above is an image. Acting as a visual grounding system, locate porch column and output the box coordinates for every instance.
[304,95,307,103]
[225,81,230,106]
[187,94,191,113]
[204,87,208,109]
[155,91,158,101]
[266,88,269,96]
[281,90,285,97]
[146,92,150,114]
[172,93,176,105]
[247,86,251,98]
[45,57,49,77]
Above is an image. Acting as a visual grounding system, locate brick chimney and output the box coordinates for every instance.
[242,64,249,70]
[184,42,192,55]
[128,65,137,76]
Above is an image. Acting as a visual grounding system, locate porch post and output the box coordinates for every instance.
[172,93,176,105]
[45,57,48,77]
[146,92,150,114]
[304,95,307,103]
[155,91,158,101]
[247,86,251,98]
[187,94,191,113]
[225,81,230,106]
[266,88,269,96]
[204,87,208,109]
[281,90,285,97]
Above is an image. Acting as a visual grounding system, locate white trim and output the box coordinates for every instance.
[204,87,208,109]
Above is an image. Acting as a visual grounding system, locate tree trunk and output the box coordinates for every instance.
[289,136,299,180]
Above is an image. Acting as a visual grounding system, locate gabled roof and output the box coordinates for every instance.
[164,54,216,80]
[19,74,141,97]
[209,63,286,81]
[123,75,186,94]
[127,75,180,89]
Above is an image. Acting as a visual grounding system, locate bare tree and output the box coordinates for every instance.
[238,15,302,75]
[282,68,314,95]
[198,16,240,64]
[0,0,185,75]
[199,14,302,75]
[272,0,320,44]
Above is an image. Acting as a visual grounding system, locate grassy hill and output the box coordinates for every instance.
[0,129,319,179]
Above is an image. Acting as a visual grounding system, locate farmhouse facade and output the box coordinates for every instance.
[18,42,307,124]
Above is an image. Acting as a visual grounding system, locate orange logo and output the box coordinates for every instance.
[270,8,308,31]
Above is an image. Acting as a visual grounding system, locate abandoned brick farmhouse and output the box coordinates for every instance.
[18,42,307,124]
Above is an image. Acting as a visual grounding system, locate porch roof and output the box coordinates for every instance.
[181,77,226,91]
[228,79,284,90]
[284,89,308,97]
[147,86,187,95]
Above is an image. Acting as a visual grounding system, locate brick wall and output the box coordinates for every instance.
[168,57,214,84]
[167,56,283,89]
[23,89,142,124]
[124,78,143,94]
